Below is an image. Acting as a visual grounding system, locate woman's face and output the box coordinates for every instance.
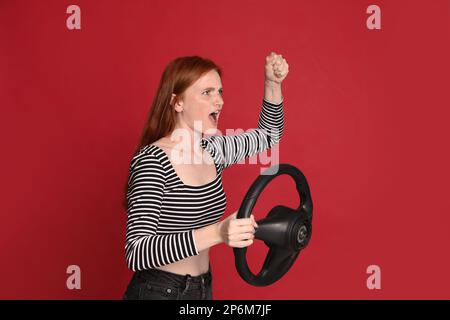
[172,69,224,136]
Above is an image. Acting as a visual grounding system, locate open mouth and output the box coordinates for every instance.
[209,110,220,124]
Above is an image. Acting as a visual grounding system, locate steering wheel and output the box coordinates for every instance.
[233,163,313,286]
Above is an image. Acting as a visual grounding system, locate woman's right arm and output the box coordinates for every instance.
[193,212,258,251]
[125,153,200,271]
[125,153,258,271]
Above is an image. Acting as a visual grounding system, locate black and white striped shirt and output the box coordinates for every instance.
[125,98,284,271]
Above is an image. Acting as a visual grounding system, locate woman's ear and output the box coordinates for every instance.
[171,93,183,113]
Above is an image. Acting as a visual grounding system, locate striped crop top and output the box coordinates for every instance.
[125,98,284,271]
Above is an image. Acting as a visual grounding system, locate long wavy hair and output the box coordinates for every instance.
[123,56,222,209]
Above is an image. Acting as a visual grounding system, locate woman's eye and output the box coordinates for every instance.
[203,89,223,95]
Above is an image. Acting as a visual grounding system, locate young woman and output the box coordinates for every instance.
[123,52,289,300]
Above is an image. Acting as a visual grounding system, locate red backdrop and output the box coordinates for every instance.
[1,0,449,299]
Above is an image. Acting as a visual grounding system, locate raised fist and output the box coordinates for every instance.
[265,52,289,84]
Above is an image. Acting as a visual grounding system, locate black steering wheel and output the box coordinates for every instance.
[233,163,313,286]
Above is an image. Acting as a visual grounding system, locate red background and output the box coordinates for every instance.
[1,0,449,299]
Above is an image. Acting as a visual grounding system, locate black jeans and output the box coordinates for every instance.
[123,265,213,300]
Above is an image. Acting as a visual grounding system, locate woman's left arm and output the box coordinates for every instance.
[201,52,289,169]
[264,52,289,104]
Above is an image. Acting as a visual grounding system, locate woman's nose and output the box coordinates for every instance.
[215,92,224,106]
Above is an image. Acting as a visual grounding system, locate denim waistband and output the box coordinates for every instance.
[135,265,212,290]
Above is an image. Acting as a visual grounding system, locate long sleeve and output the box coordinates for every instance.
[125,153,199,271]
[201,98,284,169]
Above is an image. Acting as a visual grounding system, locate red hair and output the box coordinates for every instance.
[123,56,222,209]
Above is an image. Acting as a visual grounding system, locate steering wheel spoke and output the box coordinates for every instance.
[234,164,313,286]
